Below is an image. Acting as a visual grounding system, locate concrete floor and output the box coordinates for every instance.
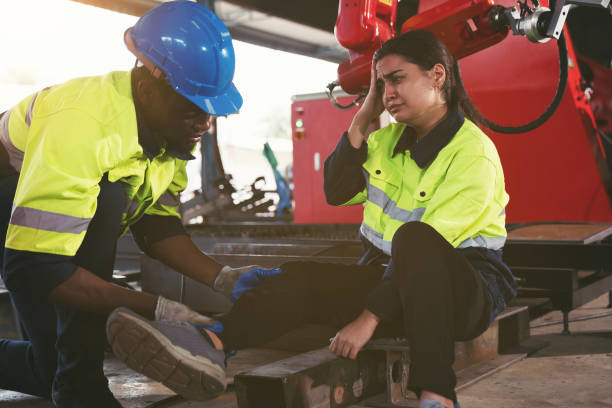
[2,294,611,408]
[458,294,612,408]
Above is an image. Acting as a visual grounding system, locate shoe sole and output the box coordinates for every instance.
[106,309,226,400]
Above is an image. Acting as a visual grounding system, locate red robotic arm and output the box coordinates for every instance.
[334,0,610,96]
[335,0,397,95]
[335,0,509,95]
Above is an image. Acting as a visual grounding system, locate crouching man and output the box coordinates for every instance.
[0,2,255,407]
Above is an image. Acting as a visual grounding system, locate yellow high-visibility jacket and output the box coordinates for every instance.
[340,119,509,255]
[0,71,188,256]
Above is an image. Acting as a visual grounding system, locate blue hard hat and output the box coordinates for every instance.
[125,1,242,115]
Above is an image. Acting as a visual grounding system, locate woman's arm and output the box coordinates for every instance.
[347,60,385,148]
[323,133,368,205]
[323,61,385,206]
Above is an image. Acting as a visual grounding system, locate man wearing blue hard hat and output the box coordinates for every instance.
[0,2,258,406]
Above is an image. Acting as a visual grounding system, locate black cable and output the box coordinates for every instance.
[455,32,569,134]
[596,128,612,146]
[326,81,366,110]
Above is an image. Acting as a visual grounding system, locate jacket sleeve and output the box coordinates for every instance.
[144,158,188,219]
[5,109,116,256]
[323,132,368,206]
[420,154,505,247]
[130,214,188,257]
[131,158,189,256]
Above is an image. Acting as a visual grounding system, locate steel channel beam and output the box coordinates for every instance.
[571,272,612,309]
[503,242,612,269]
[514,267,612,312]
[187,223,361,240]
[235,347,386,408]
[512,267,578,291]
[364,306,527,407]
[384,350,410,405]
[212,242,363,257]
[210,254,359,268]
[497,308,531,352]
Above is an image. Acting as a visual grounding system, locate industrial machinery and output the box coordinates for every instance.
[181,126,293,224]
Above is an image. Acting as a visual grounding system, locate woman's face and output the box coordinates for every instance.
[375,54,445,125]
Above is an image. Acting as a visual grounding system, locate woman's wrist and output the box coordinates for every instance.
[347,113,372,148]
[360,309,381,327]
[352,110,375,131]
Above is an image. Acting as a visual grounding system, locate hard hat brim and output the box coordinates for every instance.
[178,82,243,116]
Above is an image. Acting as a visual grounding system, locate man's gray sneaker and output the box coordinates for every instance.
[418,398,447,408]
[106,307,226,400]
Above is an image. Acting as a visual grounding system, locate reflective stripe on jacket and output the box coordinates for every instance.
[340,119,509,255]
[0,71,187,256]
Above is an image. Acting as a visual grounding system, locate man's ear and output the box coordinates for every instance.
[135,77,157,103]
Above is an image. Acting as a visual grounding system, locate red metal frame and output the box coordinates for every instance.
[336,0,397,94]
[401,0,507,59]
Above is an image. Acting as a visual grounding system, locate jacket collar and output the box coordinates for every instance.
[392,106,464,168]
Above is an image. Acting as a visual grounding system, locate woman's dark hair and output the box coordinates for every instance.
[374,30,481,123]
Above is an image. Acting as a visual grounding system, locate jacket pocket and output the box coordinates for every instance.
[363,156,401,210]
[412,172,443,205]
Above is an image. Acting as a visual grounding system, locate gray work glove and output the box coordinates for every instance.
[212,265,263,299]
[154,295,217,326]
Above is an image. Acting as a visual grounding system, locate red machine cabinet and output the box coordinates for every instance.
[291,92,366,224]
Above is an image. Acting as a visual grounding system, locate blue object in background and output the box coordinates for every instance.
[263,142,292,217]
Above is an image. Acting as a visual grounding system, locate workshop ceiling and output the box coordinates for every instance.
[71,0,349,63]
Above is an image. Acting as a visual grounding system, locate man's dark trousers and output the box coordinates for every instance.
[0,173,125,407]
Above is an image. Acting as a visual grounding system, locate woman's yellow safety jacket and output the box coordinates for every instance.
[340,119,509,255]
[0,71,188,256]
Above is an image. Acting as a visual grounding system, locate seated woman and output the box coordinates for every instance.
[107,30,517,408]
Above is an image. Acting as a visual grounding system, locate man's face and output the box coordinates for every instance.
[144,78,212,155]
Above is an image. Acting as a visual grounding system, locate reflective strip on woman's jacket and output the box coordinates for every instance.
[0,71,187,256]
[325,114,509,256]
